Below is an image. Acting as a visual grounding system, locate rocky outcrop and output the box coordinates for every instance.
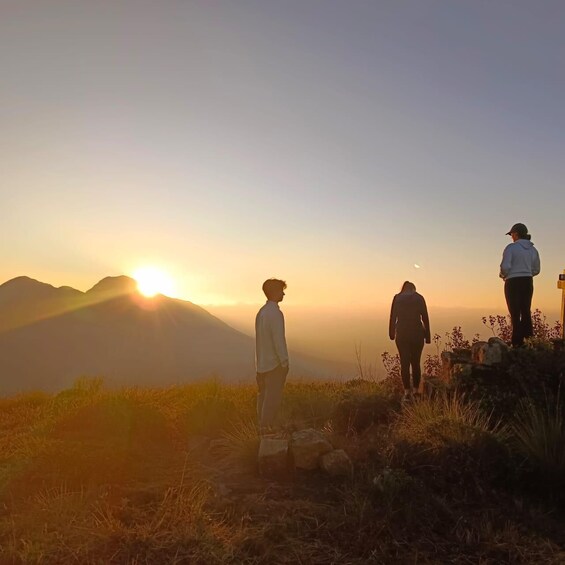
[471,337,509,365]
[441,350,473,382]
[290,428,333,470]
[257,428,353,478]
[441,338,510,383]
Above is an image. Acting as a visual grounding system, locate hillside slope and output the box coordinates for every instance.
[0,276,339,393]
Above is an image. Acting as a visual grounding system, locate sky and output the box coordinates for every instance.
[2,0,564,326]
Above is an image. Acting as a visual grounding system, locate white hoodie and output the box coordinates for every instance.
[500,239,541,280]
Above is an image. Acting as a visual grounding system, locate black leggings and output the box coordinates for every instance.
[504,277,533,347]
[395,337,425,390]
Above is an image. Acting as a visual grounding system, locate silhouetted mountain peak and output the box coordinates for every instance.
[87,276,138,297]
[0,276,60,302]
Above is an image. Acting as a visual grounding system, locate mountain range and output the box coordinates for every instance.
[0,276,338,394]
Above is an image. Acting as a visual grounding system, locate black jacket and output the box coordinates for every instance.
[389,291,431,342]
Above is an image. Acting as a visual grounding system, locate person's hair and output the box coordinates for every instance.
[262,278,287,300]
[400,281,416,293]
[521,234,532,241]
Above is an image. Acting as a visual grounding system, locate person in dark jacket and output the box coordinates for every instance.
[389,281,431,401]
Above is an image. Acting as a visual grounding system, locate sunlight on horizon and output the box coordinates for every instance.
[133,267,175,298]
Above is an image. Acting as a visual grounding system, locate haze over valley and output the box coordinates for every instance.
[208,303,561,366]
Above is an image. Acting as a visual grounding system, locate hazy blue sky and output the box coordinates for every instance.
[2,0,564,312]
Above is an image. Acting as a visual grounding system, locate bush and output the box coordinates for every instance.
[331,390,398,434]
[454,348,565,421]
[390,395,511,494]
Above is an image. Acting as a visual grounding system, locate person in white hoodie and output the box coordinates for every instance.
[500,223,541,347]
[255,278,289,433]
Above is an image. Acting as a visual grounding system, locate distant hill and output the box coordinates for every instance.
[0,276,343,394]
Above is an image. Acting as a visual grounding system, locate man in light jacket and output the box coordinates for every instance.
[500,223,541,347]
[255,278,289,432]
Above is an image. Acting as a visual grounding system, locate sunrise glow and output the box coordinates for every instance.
[133,267,175,298]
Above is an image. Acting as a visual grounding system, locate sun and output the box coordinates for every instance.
[133,267,175,298]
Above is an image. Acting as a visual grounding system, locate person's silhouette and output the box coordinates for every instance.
[389,281,431,401]
[500,223,541,347]
[255,278,289,433]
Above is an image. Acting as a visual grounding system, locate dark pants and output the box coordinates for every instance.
[395,336,425,390]
[504,277,534,347]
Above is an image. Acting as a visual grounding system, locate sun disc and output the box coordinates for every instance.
[133,267,175,298]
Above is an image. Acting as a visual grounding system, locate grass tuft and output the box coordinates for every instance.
[511,395,565,492]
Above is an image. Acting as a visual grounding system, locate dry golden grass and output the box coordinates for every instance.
[1,377,565,564]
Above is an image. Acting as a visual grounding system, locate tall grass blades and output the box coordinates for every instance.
[391,394,512,494]
[213,419,260,471]
[396,394,504,448]
[511,395,565,491]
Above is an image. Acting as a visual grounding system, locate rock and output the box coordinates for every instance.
[452,347,472,360]
[290,428,333,470]
[488,337,509,349]
[320,449,353,477]
[441,351,472,382]
[471,342,484,362]
[452,363,473,379]
[258,438,289,476]
[472,339,507,365]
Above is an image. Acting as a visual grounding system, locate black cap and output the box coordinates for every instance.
[506,223,528,236]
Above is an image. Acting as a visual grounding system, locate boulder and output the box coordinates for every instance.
[320,449,353,477]
[258,438,289,476]
[441,351,472,382]
[452,363,473,379]
[452,347,472,360]
[290,428,333,470]
[472,339,508,365]
[488,337,509,349]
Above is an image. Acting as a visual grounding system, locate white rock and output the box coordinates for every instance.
[290,428,333,470]
[258,438,288,476]
[472,340,506,365]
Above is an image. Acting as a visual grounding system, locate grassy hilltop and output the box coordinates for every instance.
[1,346,565,565]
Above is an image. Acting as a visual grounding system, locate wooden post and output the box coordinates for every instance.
[558,270,565,339]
